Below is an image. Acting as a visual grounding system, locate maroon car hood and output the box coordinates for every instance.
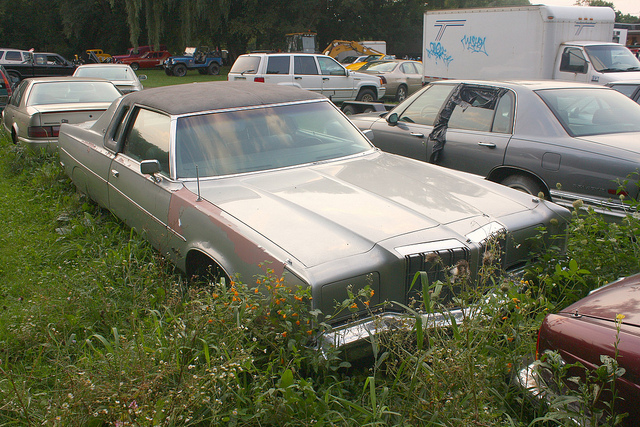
[560,274,640,326]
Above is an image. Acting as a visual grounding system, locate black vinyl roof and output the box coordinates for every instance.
[120,81,326,116]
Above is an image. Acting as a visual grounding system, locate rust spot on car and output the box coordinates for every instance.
[169,187,284,276]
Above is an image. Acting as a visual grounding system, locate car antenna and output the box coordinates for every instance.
[196,165,202,202]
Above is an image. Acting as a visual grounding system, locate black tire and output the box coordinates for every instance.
[164,68,173,76]
[207,62,220,75]
[395,85,408,102]
[173,64,187,77]
[501,174,546,198]
[342,104,357,115]
[130,62,139,71]
[356,88,376,102]
[11,129,18,145]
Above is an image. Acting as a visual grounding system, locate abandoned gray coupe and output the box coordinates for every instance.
[57,82,569,348]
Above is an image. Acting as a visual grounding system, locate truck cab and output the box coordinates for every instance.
[554,42,640,84]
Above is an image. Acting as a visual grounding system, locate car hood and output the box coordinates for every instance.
[186,152,540,267]
[560,274,640,327]
[575,132,640,155]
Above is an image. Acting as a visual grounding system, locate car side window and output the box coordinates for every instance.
[399,84,456,126]
[5,51,22,61]
[317,57,346,76]
[449,87,510,133]
[492,91,514,133]
[559,47,587,74]
[11,81,28,107]
[294,56,318,75]
[266,56,290,74]
[122,108,171,176]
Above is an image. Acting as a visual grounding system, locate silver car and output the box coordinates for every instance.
[359,60,423,101]
[349,80,640,218]
[1,76,122,150]
[73,63,146,93]
[57,82,569,349]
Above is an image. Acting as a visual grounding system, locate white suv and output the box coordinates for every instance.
[228,53,385,103]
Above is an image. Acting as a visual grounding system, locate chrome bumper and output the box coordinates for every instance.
[318,308,469,355]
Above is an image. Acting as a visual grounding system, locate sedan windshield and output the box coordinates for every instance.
[175,101,373,178]
[28,81,122,105]
[536,88,640,137]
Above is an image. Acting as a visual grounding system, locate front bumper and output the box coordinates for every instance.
[318,308,469,356]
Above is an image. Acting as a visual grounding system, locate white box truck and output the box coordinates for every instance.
[422,5,640,84]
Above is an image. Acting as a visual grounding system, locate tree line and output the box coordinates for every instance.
[0,0,636,62]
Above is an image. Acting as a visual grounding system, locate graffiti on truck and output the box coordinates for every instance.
[426,42,454,66]
[460,35,488,55]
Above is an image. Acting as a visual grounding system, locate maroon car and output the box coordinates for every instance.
[520,274,640,424]
[118,51,171,71]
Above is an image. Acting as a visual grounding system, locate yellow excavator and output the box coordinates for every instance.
[322,40,384,61]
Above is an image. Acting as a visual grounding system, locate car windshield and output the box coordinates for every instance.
[584,45,640,72]
[75,66,134,81]
[28,81,122,105]
[360,61,397,72]
[175,101,373,178]
[536,88,640,137]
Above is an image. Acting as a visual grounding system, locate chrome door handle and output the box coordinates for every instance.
[478,142,496,148]
[410,132,424,138]
[294,76,302,79]
[111,169,119,178]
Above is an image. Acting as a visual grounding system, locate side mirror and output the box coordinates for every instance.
[362,129,374,141]
[386,112,399,126]
[138,74,148,81]
[140,159,161,175]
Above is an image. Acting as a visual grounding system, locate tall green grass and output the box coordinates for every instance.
[0,130,638,426]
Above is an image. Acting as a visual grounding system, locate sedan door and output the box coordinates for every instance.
[431,85,514,177]
[107,107,181,251]
[366,83,457,161]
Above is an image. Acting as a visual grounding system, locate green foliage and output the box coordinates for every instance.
[0,129,639,426]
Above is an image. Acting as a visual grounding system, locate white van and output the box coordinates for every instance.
[228,52,385,103]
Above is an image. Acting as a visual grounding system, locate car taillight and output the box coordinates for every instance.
[28,126,60,138]
[254,77,265,83]
[1,74,10,96]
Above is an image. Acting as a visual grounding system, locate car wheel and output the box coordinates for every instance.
[130,62,139,71]
[173,64,187,77]
[164,68,173,76]
[501,174,546,198]
[356,88,376,102]
[395,85,408,102]
[342,104,357,115]
[11,128,18,145]
[207,62,220,75]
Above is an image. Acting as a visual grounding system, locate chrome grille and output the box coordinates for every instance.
[405,246,470,304]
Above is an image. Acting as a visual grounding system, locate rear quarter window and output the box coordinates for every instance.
[230,56,260,74]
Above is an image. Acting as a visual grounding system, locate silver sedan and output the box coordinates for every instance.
[73,63,146,93]
[349,80,640,218]
[57,82,569,349]
[1,76,122,150]
[359,60,423,101]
